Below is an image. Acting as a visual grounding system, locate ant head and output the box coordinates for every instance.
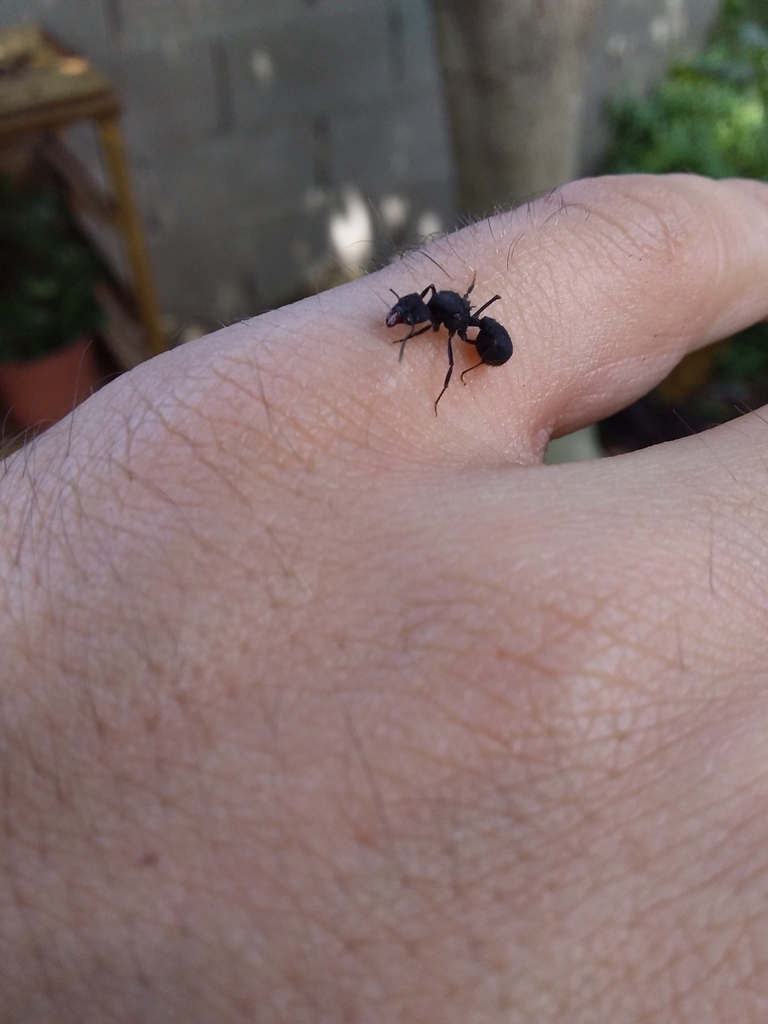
[386,290,405,326]
[386,288,415,327]
[385,289,432,329]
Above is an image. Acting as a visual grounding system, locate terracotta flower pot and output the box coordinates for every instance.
[0,334,101,432]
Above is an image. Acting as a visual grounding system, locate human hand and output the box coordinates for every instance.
[4,174,768,1022]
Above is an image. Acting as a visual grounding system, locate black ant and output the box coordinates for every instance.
[385,277,513,412]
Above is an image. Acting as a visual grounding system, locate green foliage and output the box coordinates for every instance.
[0,176,105,363]
[601,0,768,401]
[603,44,768,179]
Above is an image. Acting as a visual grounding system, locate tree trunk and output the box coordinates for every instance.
[431,0,602,217]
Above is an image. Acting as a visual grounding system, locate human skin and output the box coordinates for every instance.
[3,173,768,1022]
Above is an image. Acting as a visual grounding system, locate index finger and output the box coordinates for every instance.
[109,174,768,469]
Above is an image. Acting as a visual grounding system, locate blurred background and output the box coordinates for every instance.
[3,0,768,456]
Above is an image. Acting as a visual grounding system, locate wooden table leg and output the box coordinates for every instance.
[96,113,166,355]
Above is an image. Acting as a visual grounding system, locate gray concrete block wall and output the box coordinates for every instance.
[225,9,394,127]
[2,0,455,328]
[1,0,720,331]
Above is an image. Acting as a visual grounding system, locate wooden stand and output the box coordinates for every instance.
[0,24,166,362]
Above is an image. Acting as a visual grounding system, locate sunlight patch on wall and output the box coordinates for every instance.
[328,185,373,277]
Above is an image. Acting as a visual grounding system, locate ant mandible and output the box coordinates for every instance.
[385,276,513,413]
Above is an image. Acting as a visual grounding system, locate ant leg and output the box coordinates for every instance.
[434,335,455,415]
[460,360,483,384]
[471,294,501,319]
[394,323,431,360]
[420,284,437,300]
